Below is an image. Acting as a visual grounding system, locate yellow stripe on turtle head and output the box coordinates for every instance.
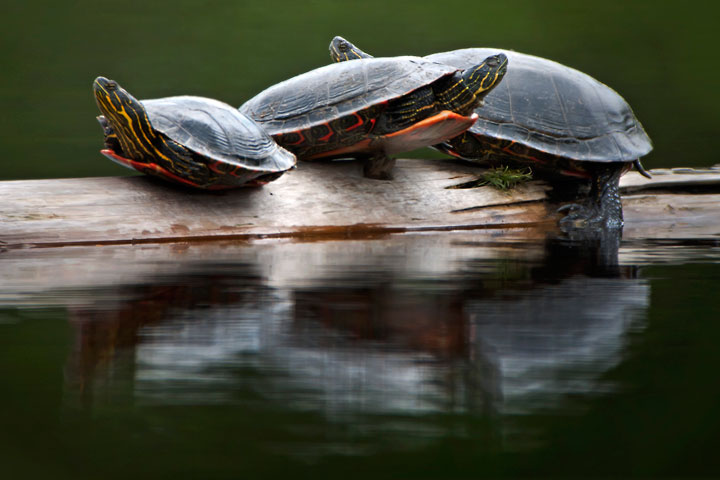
[329,36,372,62]
[92,76,160,160]
[463,53,508,94]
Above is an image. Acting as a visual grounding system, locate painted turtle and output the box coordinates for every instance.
[329,37,653,229]
[239,53,507,179]
[93,77,296,189]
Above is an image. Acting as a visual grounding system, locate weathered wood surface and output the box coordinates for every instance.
[1,159,720,248]
[0,159,551,248]
[621,167,720,192]
[623,193,720,240]
[620,163,720,239]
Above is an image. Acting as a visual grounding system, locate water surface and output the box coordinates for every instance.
[2,233,719,478]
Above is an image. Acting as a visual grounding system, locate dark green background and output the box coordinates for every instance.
[1,0,718,180]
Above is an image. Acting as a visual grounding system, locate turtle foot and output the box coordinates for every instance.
[363,156,395,180]
[558,202,623,231]
[557,165,624,231]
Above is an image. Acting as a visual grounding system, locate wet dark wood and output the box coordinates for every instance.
[1,160,719,248]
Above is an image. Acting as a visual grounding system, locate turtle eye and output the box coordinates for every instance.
[486,56,500,67]
[106,81,118,91]
[338,42,349,52]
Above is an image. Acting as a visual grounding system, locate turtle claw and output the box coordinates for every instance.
[557,203,593,228]
[558,202,622,231]
[558,204,590,230]
[556,203,582,214]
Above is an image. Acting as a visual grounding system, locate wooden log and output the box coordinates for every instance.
[621,167,720,192]
[621,167,720,240]
[0,159,552,248]
[623,193,720,240]
[1,160,719,248]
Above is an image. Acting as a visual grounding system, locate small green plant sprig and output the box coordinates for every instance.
[449,166,533,191]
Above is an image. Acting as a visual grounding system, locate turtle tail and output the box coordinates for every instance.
[634,159,652,179]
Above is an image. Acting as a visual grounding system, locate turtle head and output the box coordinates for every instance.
[93,76,144,121]
[436,53,507,115]
[329,36,373,62]
[461,53,508,106]
[93,76,156,160]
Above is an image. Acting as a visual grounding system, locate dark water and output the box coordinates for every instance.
[2,233,720,478]
[1,0,719,180]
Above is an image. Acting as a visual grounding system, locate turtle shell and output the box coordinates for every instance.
[239,57,459,136]
[426,48,652,163]
[144,96,296,172]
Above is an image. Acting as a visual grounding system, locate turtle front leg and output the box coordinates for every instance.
[558,164,624,230]
[363,153,396,180]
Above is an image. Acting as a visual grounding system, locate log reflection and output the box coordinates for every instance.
[60,233,648,425]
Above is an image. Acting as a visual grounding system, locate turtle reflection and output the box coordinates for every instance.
[64,234,648,428]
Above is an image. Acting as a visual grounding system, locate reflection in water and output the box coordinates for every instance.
[57,233,649,453]
[470,277,647,416]
[64,271,257,403]
[470,232,648,416]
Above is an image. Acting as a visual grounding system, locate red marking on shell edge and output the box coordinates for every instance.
[208,161,223,175]
[284,131,306,146]
[318,124,334,142]
[144,164,203,189]
[384,111,474,140]
[442,147,463,159]
[101,148,141,170]
[560,169,593,180]
[528,156,544,164]
[345,112,365,132]
[501,141,516,155]
[209,161,244,176]
[101,149,203,189]
[244,179,270,187]
[209,161,262,181]
[306,138,374,160]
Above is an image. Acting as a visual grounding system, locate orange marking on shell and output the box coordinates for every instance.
[102,148,202,188]
[379,111,477,154]
[284,131,306,146]
[345,112,365,132]
[318,124,334,142]
[501,141,516,155]
[306,138,374,160]
[383,111,476,140]
[207,161,224,175]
